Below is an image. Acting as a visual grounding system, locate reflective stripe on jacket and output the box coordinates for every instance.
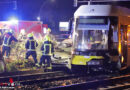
[25,39,38,51]
[3,36,11,46]
[41,41,54,56]
[3,33,18,47]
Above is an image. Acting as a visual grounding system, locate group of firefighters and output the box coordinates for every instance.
[0,28,54,71]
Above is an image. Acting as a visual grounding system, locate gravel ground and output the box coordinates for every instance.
[15,74,110,90]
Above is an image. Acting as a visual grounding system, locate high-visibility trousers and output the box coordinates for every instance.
[39,55,51,68]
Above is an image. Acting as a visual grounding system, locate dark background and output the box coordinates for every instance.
[0,0,130,34]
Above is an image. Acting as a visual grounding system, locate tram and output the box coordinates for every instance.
[71,5,130,72]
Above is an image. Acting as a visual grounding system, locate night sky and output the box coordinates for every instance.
[0,0,130,33]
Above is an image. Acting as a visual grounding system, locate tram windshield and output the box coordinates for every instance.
[74,30,108,51]
[73,17,110,51]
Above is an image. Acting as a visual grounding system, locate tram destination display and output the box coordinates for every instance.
[79,18,107,24]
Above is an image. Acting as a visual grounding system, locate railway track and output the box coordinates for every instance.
[11,72,130,90]
[1,68,130,90]
[0,70,67,83]
[13,72,114,89]
[48,74,130,90]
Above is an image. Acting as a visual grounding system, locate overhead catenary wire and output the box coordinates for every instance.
[74,0,130,7]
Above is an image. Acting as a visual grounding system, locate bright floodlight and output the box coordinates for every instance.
[43,27,47,34]
[37,16,40,21]
[9,17,18,24]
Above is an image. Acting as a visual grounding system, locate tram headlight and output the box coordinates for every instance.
[87,60,102,65]
[77,45,87,51]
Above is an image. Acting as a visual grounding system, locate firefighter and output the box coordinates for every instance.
[2,30,18,58]
[18,29,27,41]
[44,28,57,45]
[46,28,51,35]
[39,35,54,71]
[47,27,56,50]
[25,33,39,65]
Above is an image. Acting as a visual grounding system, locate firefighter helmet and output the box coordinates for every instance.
[47,28,51,32]
[20,29,25,35]
[9,29,13,33]
[27,33,33,37]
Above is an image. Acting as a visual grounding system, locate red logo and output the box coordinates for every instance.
[0,78,21,88]
[9,78,13,84]
[9,78,14,86]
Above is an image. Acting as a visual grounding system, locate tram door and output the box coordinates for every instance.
[121,25,127,65]
[127,26,130,66]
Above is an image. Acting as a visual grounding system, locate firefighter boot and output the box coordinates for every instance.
[35,63,40,68]
[45,66,52,72]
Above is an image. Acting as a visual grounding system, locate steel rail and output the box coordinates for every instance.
[0,71,66,83]
[20,74,78,85]
[47,74,130,90]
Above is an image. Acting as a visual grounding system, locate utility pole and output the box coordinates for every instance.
[13,1,17,10]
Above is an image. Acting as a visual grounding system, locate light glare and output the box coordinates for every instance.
[9,17,18,24]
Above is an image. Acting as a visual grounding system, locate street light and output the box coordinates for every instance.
[50,0,55,2]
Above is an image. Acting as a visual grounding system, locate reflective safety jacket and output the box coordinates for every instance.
[25,37,38,51]
[41,41,54,56]
[3,32,18,47]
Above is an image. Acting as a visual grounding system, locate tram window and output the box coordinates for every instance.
[113,31,118,42]
[128,31,130,41]
[128,31,130,49]
[111,25,118,42]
